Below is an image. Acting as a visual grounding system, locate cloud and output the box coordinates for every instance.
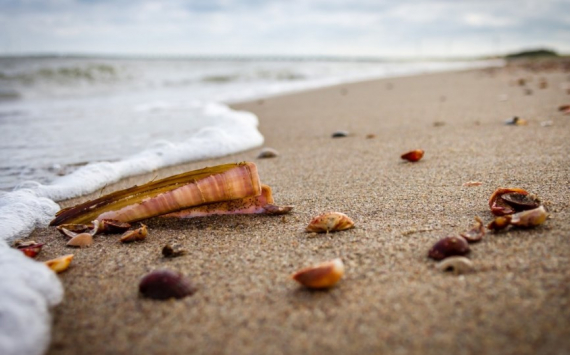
[0,0,568,57]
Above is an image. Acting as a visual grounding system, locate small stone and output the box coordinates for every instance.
[139,269,196,300]
[162,243,188,258]
[428,236,470,261]
[331,131,349,138]
[257,147,279,159]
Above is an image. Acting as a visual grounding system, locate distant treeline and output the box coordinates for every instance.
[506,49,559,59]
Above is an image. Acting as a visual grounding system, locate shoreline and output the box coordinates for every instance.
[25,64,570,354]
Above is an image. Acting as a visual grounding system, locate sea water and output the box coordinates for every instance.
[0,56,502,355]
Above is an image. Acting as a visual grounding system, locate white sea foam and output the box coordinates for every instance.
[0,244,63,355]
[0,57,503,355]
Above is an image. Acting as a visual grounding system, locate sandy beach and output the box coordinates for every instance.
[30,63,570,355]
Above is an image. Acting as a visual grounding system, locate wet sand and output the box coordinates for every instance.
[34,63,570,355]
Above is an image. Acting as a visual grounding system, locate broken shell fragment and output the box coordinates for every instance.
[500,193,540,211]
[559,104,570,112]
[306,212,354,233]
[428,236,470,261]
[331,130,349,138]
[401,149,424,162]
[504,116,527,126]
[13,240,44,258]
[488,187,535,216]
[45,254,74,273]
[120,224,148,243]
[98,219,131,234]
[66,233,93,248]
[292,258,345,289]
[510,206,548,228]
[139,269,197,300]
[462,181,482,187]
[487,215,512,231]
[436,257,474,275]
[162,243,188,258]
[56,224,91,237]
[460,216,485,243]
[257,147,279,159]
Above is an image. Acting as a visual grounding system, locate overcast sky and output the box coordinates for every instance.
[1,0,569,58]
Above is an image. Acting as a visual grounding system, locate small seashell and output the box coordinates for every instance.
[98,219,131,234]
[540,120,553,127]
[66,233,93,248]
[460,216,485,243]
[500,192,540,211]
[437,257,474,275]
[365,133,376,139]
[428,236,470,261]
[487,215,512,231]
[139,269,197,300]
[510,206,548,228]
[45,254,74,273]
[14,240,44,258]
[559,104,570,112]
[331,130,349,138]
[292,258,345,289]
[433,121,445,127]
[262,204,294,215]
[306,212,354,233]
[56,224,92,237]
[462,181,482,187]
[257,147,279,159]
[120,224,148,243]
[504,116,527,126]
[162,243,188,258]
[401,149,424,162]
[488,187,535,216]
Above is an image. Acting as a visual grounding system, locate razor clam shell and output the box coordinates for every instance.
[50,162,261,225]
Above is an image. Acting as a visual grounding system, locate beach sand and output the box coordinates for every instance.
[31,63,570,355]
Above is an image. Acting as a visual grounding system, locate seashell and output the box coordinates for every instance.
[436,256,474,275]
[504,116,527,125]
[98,219,131,234]
[306,212,354,233]
[120,224,148,243]
[510,206,548,228]
[56,224,92,237]
[14,240,44,258]
[500,192,540,211]
[162,243,188,258]
[401,149,424,162]
[163,185,293,218]
[50,162,262,225]
[139,269,197,300]
[487,215,512,231]
[488,187,536,216]
[66,233,93,248]
[365,134,376,139]
[428,236,470,261]
[45,254,74,273]
[292,258,345,289]
[331,130,349,138]
[460,216,485,243]
[257,147,279,159]
[559,104,570,111]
